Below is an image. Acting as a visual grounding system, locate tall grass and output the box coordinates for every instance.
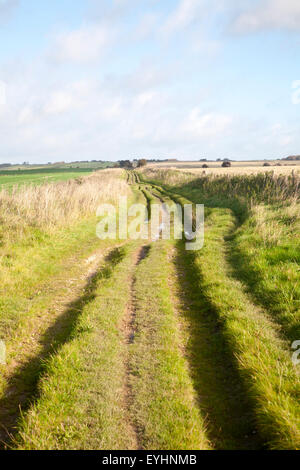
[141,169,300,206]
[0,170,128,244]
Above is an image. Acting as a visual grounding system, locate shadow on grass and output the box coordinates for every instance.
[225,234,300,343]
[174,241,264,450]
[0,246,126,449]
[150,179,300,341]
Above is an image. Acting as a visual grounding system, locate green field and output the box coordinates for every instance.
[0,168,95,189]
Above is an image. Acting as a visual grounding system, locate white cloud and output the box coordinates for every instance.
[136,91,157,106]
[134,12,158,40]
[50,24,113,63]
[17,106,35,125]
[0,80,6,107]
[232,0,300,33]
[262,123,294,147]
[191,36,221,56]
[44,91,76,115]
[43,81,92,115]
[162,0,206,35]
[182,108,233,138]
[2,1,300,163]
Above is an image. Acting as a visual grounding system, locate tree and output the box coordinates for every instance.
[137,159,147,168]
[119,160,133,169]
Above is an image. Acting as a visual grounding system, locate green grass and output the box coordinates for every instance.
[11,185,211,450]
[140,170,300,344]
[14,244,141,450]
[13,240,211,450]
[0,213,123,446]
[1,162,113,171]
[0,169,94,189]
[131,241,210,450]
[1,168,299,450]
[0,173,139,447]
[173,238,263,450]
[230,204,300,342]
[0,216,110,344]
[139,172,300,450]
[188,208,300,449]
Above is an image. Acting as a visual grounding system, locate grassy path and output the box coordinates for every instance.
[129,177,261,449]
[135,178,263,449]
[130,241,210,450]
[14,239,210,450]
[15,244,141,449]
[1,170,298,450]
[141,177,300,449]
[170,242,262,450]
[0,175,141,448]
[0,237,123,448]
[122,244,150,450]
[12,180,211,450]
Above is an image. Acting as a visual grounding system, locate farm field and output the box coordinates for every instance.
[0,168,299,450]
[149,160,300,176]
[0,168,95,189]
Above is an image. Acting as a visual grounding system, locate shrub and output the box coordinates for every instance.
[137,159,147,168]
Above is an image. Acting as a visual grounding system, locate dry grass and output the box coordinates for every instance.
[148,161,300,176]
[0,169,128,243]
[180,166,300,177]
[141,168,194,187]
[250,206,284,246]
[140,168,300,206]
[249,203,300,247]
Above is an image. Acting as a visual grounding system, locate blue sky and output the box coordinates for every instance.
[0,0,300,162]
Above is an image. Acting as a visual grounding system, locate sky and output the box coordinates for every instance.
[0,0,300,163]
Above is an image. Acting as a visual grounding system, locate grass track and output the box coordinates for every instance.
[172,240,262,450]
[138,172,300,450]
[193,209,300,449]
[1,170,299,450]
[130,241,210,450]
[0,230,124,448]
[0,175,142,447]
[11,180,211,450]
[14,244,141,450]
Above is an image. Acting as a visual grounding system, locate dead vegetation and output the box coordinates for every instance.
[0,170,128,244]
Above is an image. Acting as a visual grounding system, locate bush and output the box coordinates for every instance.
[222,161,231,168]
[137,159,147,168]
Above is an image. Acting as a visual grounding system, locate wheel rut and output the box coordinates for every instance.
[122,245,150,450]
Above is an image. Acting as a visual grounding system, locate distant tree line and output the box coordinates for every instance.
[284,156,300,161]
[118,159,148,169]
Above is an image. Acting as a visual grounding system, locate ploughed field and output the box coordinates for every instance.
[0,167,299,450]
